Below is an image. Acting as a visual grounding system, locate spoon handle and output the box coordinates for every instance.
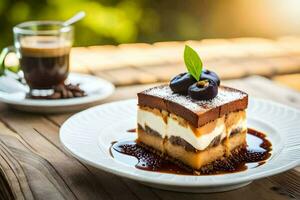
[63,11,86,27]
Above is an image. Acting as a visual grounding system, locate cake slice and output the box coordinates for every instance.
[137,85,248,171]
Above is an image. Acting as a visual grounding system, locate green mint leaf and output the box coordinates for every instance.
[184,45,202,81]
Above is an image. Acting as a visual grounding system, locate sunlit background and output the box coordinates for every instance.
[1,0,300,49]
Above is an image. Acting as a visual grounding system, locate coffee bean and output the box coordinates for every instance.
[27,83,86,99]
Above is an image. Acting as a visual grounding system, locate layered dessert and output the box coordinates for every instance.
[136,45,248,172]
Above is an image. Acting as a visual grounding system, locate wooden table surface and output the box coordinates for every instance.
[0,77,299,200]
[1,37,300,200]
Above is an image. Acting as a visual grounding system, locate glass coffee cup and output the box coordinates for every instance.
[1,21,73,94]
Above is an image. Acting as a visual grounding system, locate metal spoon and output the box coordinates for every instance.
[62,11,86,26]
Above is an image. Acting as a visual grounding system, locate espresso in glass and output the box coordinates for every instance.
[19,36,70,89]
[10,21,73,92]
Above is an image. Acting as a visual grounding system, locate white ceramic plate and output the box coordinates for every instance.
[0,73,115,113]
[60,98,300,193]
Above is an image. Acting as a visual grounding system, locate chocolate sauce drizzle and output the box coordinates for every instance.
[126,129,136,133]
[111,128,272,175]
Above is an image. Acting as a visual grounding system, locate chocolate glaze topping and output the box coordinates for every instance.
[138,85,248,127]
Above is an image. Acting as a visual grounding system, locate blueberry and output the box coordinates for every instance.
[169,72,196,94]
[201,69,220,86]
[188,79,218,100]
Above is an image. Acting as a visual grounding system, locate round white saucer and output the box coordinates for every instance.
[0,73,115,113]
[59,98,300,193]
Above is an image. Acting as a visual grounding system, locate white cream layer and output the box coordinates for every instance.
[167,117,226,150]
[228,118,247,137]
[137,108,246,151]
[137,109,167,137]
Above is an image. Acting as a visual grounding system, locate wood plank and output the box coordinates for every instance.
[44,113,73,127]
[151,41,184,64]
[120,179,162,200]
[0,121,73,200]
[139,64,184,82]
[86,166,142,200]
[276,36,300,54]
[70,47,91,74]
[188,39,249,59]
[116,43,163,67]
[0,110,112,200]
[152,178,291,200]
[273,73,300,91]
[94,67,158,86]
[224,76,300,109]
[86,45,132,71]
[238,59,275,77]
[229,37,287,57]
[0,168,15,200]
[268,170,300,199]
[206,60,247,79]
[264,56,300,74]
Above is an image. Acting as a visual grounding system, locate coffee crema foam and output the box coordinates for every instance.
[20,36,71,57]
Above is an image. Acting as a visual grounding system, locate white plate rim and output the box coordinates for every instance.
[0,73,115,107]
[60,97,300,187]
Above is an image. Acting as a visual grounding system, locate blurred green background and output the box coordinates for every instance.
[1,0,300,49]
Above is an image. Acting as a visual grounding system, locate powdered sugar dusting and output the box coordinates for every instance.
[142,85,247,113]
